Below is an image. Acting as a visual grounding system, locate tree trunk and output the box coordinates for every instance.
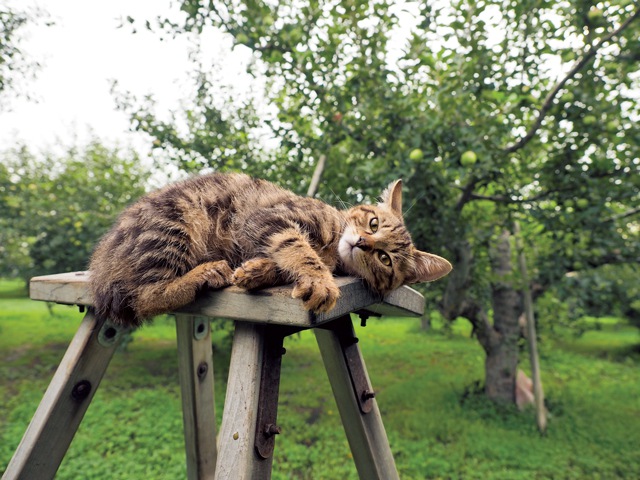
[440,241,497,352]
[485,230,521,403]
[439,236,522,404]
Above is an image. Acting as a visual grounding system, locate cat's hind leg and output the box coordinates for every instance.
[134,260,233,322]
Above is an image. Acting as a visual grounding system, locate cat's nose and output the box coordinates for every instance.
[355,237,371,250]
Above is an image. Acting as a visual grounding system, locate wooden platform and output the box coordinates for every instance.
[4,271,426,480]
[29,271,425,325]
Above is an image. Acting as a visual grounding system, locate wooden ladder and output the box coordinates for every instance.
[3,271,425,480]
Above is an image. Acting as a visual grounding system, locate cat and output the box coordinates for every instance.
[89,172,452,326]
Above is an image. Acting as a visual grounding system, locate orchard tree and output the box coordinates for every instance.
[0,141,150,280]
[122,0,640,403]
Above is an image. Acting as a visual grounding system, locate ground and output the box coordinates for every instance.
[1,279,639,479]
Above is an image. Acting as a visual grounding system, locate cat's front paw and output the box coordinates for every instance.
[196,260,233,289]
[292,275,340,313]
[232,258,279,290]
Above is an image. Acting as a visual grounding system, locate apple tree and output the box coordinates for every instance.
[122,0,639,403]
[0,142,150,280]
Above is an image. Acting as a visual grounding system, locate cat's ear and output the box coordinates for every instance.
[406,249,452,284]
[381,179,403,217]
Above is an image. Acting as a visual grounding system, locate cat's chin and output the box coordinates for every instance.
[337,232,365,278]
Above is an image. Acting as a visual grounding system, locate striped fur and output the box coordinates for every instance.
[89,173,451,326]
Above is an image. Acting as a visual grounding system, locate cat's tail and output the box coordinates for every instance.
[90,279,141,327]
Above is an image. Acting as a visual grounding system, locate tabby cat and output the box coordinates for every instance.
[89,172,452,326]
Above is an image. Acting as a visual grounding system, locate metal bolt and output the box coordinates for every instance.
[197,362,208,380]
[103,326,117,340]
[362,390,376,401]
[264,424,282,437]
[193,318,208,340]
[72,380,92,402]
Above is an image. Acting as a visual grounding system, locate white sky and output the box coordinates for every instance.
[0,1,247,155]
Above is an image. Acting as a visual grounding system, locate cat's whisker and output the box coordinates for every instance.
[329,187,353,210]
[402,194,423,217]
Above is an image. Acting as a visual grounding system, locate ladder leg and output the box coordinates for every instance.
[315,316,400,480]
[215,323,288,480]
[3,310,128,480]
[175,315,218,480]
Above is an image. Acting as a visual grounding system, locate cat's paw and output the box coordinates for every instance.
[232,258,279,290]
[292,275,340,313]
[196,260,234,289]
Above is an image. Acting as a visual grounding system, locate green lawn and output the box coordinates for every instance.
[1,279,639,479]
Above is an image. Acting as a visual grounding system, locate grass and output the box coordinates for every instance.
[1,281,639,479]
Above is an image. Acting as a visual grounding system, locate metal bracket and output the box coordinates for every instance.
[254,326,299,460]
[331,316,376,414]
[354,309,382,327]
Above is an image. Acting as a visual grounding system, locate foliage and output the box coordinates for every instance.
[1,290,639,479]
[537,263,640,332]
[0,3,50,109]
[0,141,150,280]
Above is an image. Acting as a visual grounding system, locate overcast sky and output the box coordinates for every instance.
[0,1,243,155]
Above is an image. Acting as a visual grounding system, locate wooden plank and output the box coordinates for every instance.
[315,317,400,480]
[29,272,425,327]
[214,322,272,480]
[3,311,128,480]
[175,315,218,480]
[29,271,93,306]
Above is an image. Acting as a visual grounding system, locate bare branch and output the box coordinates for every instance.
[306,154,326,197]
[504,7,640,154]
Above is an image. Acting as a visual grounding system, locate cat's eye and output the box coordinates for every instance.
[378,251,392,266]
[369,217,379,233]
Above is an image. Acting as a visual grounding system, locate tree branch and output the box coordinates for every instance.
[503,7,640,153]
[455,177,480,211]
[454,185,572,205]
[604,206,640,223]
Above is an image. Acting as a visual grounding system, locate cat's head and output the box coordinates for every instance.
[338,179,452,295]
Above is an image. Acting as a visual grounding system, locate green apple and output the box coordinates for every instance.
[583,115,597,126]
[606,120,618,133]
[560,92,574,103]
[409,148,424,161]
[236,33,249,44]
[460,150,477,167]
[576,198,589,209]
